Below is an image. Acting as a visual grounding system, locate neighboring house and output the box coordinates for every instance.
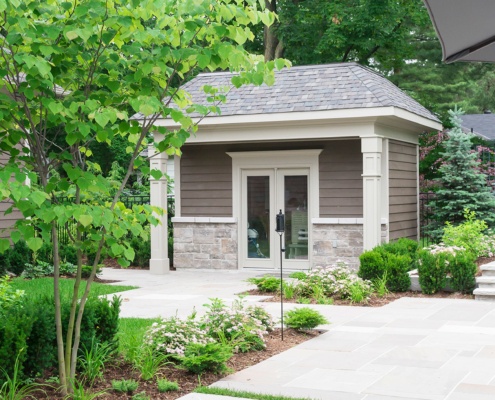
[460,112,495,141]
[146,63,442,274]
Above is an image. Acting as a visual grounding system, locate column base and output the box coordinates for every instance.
[150,258,170,274]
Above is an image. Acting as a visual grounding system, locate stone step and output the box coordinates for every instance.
[476,276,495,288]
[480,264,495,277]
[474,287,495,301]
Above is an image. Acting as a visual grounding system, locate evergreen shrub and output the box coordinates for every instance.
[0,248,10,276]
[358,249,386,281]
[8,240,32,276]
[385,253,412,292]
[181,342,233,374]
[130,236,151,268]
[448,251,477,294]
[284,307,328,330]
[0,291,121,384]
[417,250,448,294]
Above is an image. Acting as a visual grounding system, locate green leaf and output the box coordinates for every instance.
[95,113,110,127]
[111,243,123,256]
[275,58,287,70]
[30,191,49,207]
[150,169,163,180]
[10,230,21,244]
[0,238,9,253]
[123,246,135,261]
[66,30,79,40]
[27,237,43,252]
[117,258,130,267]
[79,215,93,227]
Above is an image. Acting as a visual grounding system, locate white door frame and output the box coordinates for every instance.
[227,150,322,270]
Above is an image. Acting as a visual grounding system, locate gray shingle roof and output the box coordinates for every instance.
[174,62,439,122]
[460,114,495,140]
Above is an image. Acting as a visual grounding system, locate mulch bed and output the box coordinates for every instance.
[247,289,474,307]
[34,328,321,399]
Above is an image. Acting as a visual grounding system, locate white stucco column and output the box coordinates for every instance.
[149,145,170,274]
[361,137,383,251]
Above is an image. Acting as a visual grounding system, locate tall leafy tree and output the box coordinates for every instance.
[262,0,429,72]
[426,110,495,239]
[0,0,286,394]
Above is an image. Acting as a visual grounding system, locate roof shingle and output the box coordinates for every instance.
[158,63,440,122]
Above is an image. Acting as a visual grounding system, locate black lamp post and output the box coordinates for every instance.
[276,209,285,340]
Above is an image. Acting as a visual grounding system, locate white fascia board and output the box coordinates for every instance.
[151,107,441,144]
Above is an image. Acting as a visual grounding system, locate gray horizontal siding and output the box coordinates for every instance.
[180,145,233,217]
[389,140,418,241]
[319,140,362,217]
[180,139,363,219]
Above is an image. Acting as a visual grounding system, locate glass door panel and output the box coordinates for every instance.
[247,176,270,259]
[283,175,308,260]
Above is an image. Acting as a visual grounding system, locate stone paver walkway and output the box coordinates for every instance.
[101,268,495,400]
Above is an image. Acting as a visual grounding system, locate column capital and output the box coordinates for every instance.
[361,136,383,153]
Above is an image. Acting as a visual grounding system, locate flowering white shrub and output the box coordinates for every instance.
[425,243,465,256]
[201,298,273,352]
[478,234,495,257]
[295,262,373,302]
[143,316,214,357]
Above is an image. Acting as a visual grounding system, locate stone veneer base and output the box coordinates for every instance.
[173,221,388,270]
[173,222,238,269]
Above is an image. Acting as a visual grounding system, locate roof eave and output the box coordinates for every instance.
[150,106,442,132]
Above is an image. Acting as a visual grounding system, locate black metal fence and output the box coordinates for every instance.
[55,194,151,245]
[419,192,435,246]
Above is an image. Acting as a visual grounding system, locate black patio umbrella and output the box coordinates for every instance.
[424,0,495,63]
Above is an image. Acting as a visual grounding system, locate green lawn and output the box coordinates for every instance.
[117,317,160,361]
[195,386,316,400]
[11,277,137,298]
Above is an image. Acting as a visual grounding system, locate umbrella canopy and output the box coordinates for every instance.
[424,0,495,63]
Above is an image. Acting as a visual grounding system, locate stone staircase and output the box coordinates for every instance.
[474,262,495,301]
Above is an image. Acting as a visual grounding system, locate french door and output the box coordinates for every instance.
[240,168,310,270]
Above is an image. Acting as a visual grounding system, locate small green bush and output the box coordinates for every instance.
[288,271,307,280]
[442,209,488,257]
[60,244,78,264]
[385,253,411,292]
[247,275,281,292]
[157,378,179,393]
[448,251,477,294]
[417,250,448,294]
[111,379,138,394]
[8,240,32,276]
[381,238,419,260]
[284,307,328,330]
[181,342,233,374]
[358,249,386,281]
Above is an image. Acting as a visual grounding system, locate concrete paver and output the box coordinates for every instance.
[99,268,495,400]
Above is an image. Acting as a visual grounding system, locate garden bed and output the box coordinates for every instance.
[246,289,474,307]
[34,328,320,400]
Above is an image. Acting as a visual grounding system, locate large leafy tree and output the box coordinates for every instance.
[0,0,286,394]
[261,0,429,72]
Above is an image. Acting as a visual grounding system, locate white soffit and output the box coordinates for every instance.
[152,106,442,144]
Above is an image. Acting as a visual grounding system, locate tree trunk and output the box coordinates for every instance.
[52,223,68,395]
[264,0,279,61]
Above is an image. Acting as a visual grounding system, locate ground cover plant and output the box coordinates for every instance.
[283,308,328,331]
